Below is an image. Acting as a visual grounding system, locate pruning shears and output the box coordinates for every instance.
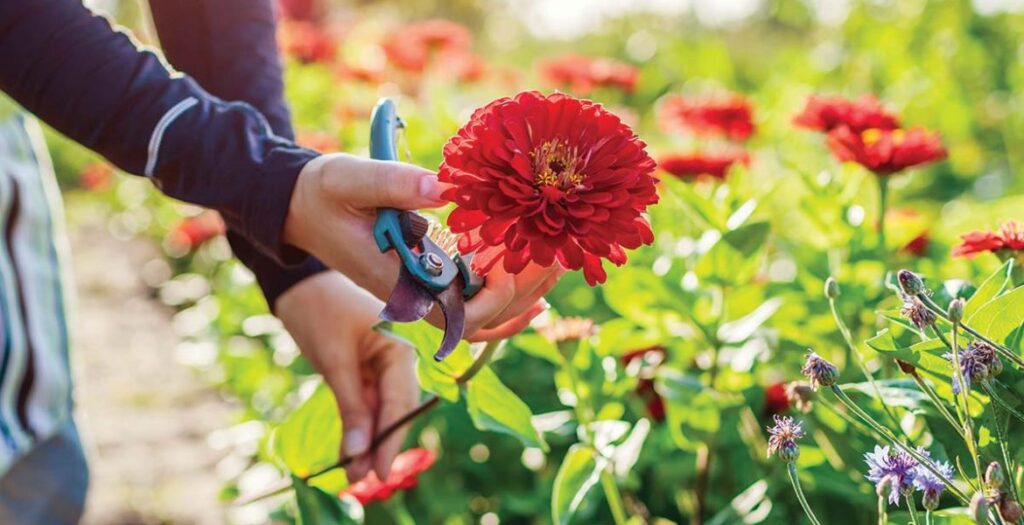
[370,98,484,361]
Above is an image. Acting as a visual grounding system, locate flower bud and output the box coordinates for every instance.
[971,492,990,524]
[824,277,840,299]
[1000,497,1023,523]
[971,363,990,384]
[896,360,917,375]
[801,351,839,390]
[778,441,800,463]
[989,355,1004,377]
[898,269,926,296]
[922,489,941,512]
[948,298,965,324]
[985,462,1005,490]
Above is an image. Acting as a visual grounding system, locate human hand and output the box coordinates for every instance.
[282,153,560,340]
[275,271,418,481]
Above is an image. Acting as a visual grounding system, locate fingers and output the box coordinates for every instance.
[462,264,517,335]
[321,354,375,482]
[467,300,549,342]
[483,265,564,329]
[322,154,451,211]
[370,342,419,480]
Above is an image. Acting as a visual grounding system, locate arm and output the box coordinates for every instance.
[147,0,327,308]
[0,0,316,264]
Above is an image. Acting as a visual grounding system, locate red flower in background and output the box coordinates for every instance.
[342,448,437,504]
[279,20,338,64]
[658,151,749,181]
[826,126,946,175]
[902,233,930,257]
[276,0,322,22]
[381,19,472,73]
[538,54,639,95]
[296,131,341,152]
[622,347,667,422]
[439,91,658,285]
[763,382,791,416]
[78,161,113,191]
[952,221,1024,258]
[167,211,226,252]
[794,95,900,134]
[659,93,755,141]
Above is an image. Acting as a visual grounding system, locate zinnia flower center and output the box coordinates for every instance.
[532,139,584,190]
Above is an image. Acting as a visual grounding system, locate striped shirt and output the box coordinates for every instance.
[0,107,74,474]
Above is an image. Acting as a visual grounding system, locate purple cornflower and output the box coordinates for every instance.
[945,341,1000,394]
[913,456,953,511]
[865,445,919,505]
[766,415,804,463]
[801,351,838,390]
[900,293,936,330]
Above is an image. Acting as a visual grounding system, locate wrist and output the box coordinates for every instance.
[283,155,329,254]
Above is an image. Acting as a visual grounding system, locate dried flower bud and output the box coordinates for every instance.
[897,269,926,296]
[778,440,800,463]
[985,462,1005,490]
[766,415,804,464]
[970,492,990,525]
[948,298,965,324]
[784,382,815,413]
[901,295,937,330]
[801,351,839,390]
[825,277,841,299]
[1000,497,1023,522]
[896,360,917,375]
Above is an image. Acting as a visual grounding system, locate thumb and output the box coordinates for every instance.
[326,155,450,210]
[323,362,375,481]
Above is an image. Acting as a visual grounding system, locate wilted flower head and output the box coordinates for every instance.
[913,455,954,511]
[536,316,597,344]
[538,54,640,95]
[900,293,936,330]
[865,445,920,505]
[952,221,1024,259]
[945,341,1001,394]
[657,150,749,181]
[784,381,816,413]
[439,91,659,285]
[766,415,804,463]
[658,93,756,141]
[827,126,946,176]
[801,351,839,390]
[793,95,900,134]
[342,448,437,504]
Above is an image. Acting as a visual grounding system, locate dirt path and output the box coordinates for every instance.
[67,203,233,525]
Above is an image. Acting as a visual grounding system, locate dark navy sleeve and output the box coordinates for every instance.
[149,0,328,308]
[0,0,319,266]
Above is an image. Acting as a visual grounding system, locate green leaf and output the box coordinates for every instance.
[965,284,1024,348]
[376,320,474,401]
[466,368,549,451]
[658,369,724,450]
[611,419,651,478]
[552,445,605,525]
[696,222,771,285]
[965,259,1014,320]
[271,383,342,479]
[512,332,563,364]
[293,476,363,525]
[717,298,782,344]
[865,330,950,375]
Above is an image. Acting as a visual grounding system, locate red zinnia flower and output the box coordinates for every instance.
[826,126,946,175]
[622,347,667,422]
[538,54,639,95]
[763,382,791,416]
[658,93,755,141]
[276,0,322,22]
[381,19,472,74]
[167,211,226,252]
[342,448,437,505]
[793,95,900,134]
[78,161,113,191]
[439,91,659,285]
[902,233,930,257]
[278,20,338,64]
[953,221,1024,258]
[658,150,749,181]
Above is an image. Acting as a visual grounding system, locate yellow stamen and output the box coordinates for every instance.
[531,140,584,190]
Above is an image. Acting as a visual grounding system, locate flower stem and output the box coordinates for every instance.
[909,371,965,441]
[877,494,888,525]
[988,404,1020,502]
[982,382,1024,426]
[600,468,629,525]
[917,294,1024,369]
[877,176,890,267]
[788,462,823,525]
[950,322,985,488]
[831,385,969,503]
[828,296,906,439]
[925,510,933,525]
[907,498,922,525]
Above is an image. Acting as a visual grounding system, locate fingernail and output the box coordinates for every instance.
[344,429,370,457]
[419,176,446,203]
